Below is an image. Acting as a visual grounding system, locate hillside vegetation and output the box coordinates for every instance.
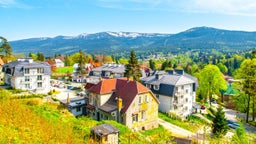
[0,89,173,143]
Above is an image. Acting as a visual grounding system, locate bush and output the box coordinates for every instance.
[27,99,41,106]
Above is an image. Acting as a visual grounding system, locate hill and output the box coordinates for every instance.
[9,27,256,56]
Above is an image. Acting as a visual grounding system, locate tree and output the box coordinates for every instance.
[198,64,227,105]
[212,106,229,137]
[77,50,86,74]
[37,52,45,61]
[235,58,256,122]
[103,55,113,64]
[64,55,72,66]
[217,63,228,74]
[0,36,12,63]
[231,123,248,144]
[124,50,142,81]
[149,59,156,70]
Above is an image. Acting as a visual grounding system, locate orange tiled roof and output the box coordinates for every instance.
[88,79,117,94]
[0,57,4,66]
[88,78,155,113]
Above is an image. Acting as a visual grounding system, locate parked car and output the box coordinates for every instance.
[200,105,206,110]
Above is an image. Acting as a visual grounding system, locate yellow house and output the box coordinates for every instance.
[86,78,159,131]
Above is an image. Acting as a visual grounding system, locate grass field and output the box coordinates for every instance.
[55,66,74,74]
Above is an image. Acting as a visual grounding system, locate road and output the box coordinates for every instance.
[223,107,256,133]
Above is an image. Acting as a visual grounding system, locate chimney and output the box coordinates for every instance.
[117,97,122,123]
[67,93,70,104]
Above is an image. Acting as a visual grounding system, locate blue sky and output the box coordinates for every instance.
[1,0,256,41]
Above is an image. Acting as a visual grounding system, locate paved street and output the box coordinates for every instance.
[223,107,256,133]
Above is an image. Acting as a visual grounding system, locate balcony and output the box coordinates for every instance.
[174,91,185,97]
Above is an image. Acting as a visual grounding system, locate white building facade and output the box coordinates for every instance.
[141,70,197,118]
[2,58,52,94]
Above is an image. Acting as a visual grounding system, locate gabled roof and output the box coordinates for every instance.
[88,79,117,94]
[3,58,51,76]
[141,70,198,97]
[91,124,119,136]
[91,64,125,74]
[96,79,159,113]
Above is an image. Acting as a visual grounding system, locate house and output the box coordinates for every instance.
[72,63,94,82]
[54,59,64,68]
[89,63,125,78]
[2,58,51,94]
[141,70,198,118]
[60,95,86,116]
[91,124,119,144]
[86,78,159,131]
[0,57,4,81]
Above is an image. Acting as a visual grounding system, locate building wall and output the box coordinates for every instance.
[98,93,112,107]
[4,67,51,94]
[106,133,119,144]
[124,92,158,131]
[157,94,171,113]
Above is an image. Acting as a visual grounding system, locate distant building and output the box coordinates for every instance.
[141,70,198,118]
[2,58,51,94]
[72,63,94,83]
[86,78,159,131]
[54,59,64,68]
[89,63,125,78]
[60,96,86,116]
[0,57,4,81]
[91,124,119,144]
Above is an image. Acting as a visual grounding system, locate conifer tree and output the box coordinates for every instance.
[124,50,142,81]
[212,106,229,137]
[0,36,12,62]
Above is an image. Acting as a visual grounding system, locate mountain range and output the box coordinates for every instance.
[9,27,256,56]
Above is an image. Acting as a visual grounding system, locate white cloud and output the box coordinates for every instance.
[0,0,32,9]
[186,0,256,16]
[96,0,256,16]
[0,0,16,7]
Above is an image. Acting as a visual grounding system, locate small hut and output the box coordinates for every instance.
[91,124,119,144]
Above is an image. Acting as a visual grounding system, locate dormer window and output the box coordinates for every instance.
[146,84,151,88]
[154,85,159,90]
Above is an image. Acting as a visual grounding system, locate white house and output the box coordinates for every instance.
[60,96,86,116]
[2,58,52,94]
[141,70,198,118]
[54,59,64,68]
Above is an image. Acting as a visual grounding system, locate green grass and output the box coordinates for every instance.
[55,66,74,74]
[159,112,207,132]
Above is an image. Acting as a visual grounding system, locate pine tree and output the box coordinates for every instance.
[0,36,12,62]
[124,50,142,81]
[212,106,229,137]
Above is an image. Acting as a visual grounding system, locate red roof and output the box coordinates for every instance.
[87,78,154,113]
[88,79,117,94]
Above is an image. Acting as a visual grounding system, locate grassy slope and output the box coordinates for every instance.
[55,66,74,74]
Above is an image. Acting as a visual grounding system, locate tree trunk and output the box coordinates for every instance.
[246,94,251,123]
[252,96,255,121]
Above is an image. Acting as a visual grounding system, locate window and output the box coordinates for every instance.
[25,84,30,89]
[37,68,43,73]
[186,89,189,94]
[37,75,42,80]
[139,96,142,104]
[181,86,184,90]
[76,107,81,112]
[132,114,138,122]
[145,95,148,103]
[156,95,159,99]
[154,85,159,90]
[146,84,151,88]
[186,98,188,102]
[25,76,30,82]
[24,68,29,74]
[37,82,42,88]
[141,111,146,120]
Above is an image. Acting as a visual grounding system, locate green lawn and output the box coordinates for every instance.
[158,112,208,132]
[55,66,74,74]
